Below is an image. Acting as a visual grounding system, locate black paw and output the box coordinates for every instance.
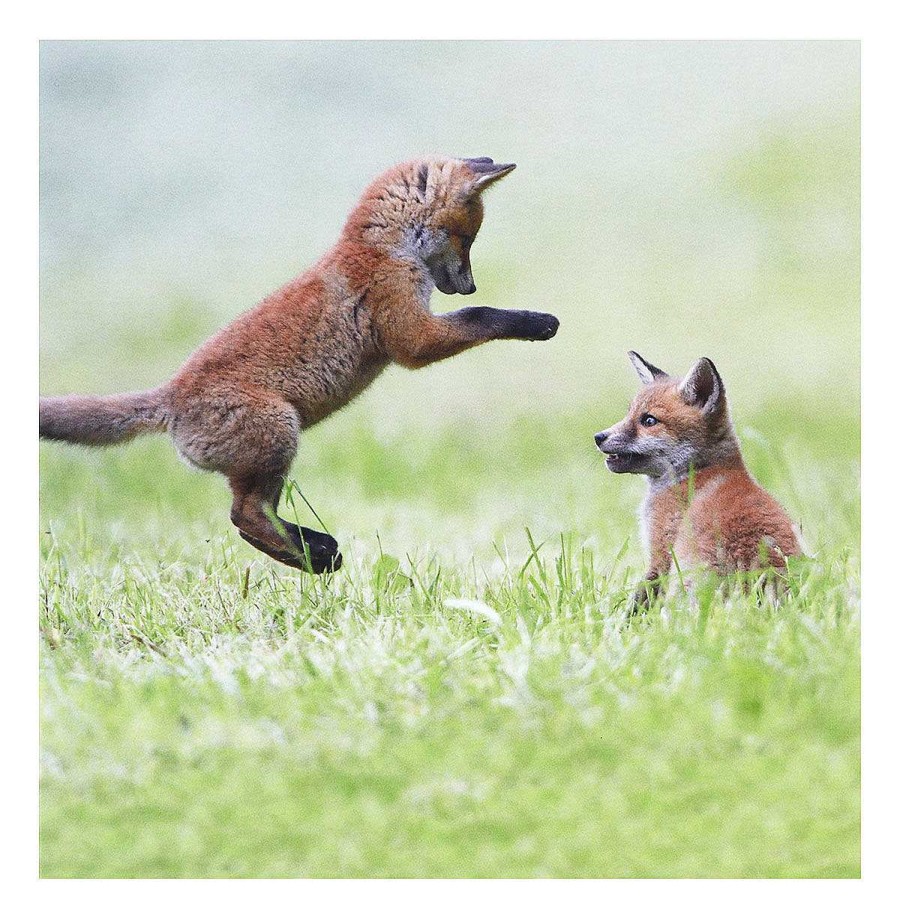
[239,526,342,574]
[511,311,559,341]
[627,577,659,615]
[288,525,342,573]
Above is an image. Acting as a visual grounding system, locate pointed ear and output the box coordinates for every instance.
[627,351,669,384]
[461,158,516,193]
[678,358,724,414]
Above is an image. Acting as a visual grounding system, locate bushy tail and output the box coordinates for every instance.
[39,388,169,446]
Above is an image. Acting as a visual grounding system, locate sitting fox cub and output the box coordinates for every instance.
[40,157,559,572]
[595,352,799,606]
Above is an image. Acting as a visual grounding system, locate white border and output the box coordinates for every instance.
[8,1,895,894]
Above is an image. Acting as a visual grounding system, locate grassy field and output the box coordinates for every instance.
[39,43,859,877]
[39,413,859,877]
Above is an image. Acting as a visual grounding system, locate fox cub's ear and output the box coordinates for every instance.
[678,358,724,414]
[627,351,668,384]
[461,158,516,193]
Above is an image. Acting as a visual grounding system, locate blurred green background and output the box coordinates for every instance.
[40,41,859,560]
[39,42,859,877]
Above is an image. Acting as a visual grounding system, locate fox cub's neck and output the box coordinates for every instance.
[646,429,744,495]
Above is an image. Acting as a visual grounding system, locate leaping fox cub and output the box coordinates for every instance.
[40,157,559,572]
[595,352,800,607]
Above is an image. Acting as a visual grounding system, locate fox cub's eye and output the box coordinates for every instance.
[640,413,659,427]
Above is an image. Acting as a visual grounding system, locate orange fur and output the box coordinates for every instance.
[40,156,559,571]
[595,353,800,605]
[645,465,799,578]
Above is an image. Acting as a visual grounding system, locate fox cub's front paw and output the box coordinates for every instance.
[512,311,560,341]
[627,576,660,615]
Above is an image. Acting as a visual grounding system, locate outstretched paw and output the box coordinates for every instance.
[515,311,559,341]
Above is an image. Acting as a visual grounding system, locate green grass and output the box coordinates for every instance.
[39,401,860,878]
[39,44,859,878]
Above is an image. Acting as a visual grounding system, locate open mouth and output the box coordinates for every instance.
[604,451,645,474]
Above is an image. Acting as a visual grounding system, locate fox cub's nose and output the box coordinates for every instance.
[594,432,609,448]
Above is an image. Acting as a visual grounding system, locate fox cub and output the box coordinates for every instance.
[41,156,559,572]
[595,352,800,606]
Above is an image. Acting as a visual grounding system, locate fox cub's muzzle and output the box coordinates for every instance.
[595,427,649,474]
[428,255,476,295]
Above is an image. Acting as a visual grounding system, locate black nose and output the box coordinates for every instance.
[594,432,608,448]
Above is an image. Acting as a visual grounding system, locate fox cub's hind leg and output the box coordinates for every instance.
[169,393,341,573]
[229,474,342,573]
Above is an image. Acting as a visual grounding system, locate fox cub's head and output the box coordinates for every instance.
[348,156,515,295]
[594,352,738,481]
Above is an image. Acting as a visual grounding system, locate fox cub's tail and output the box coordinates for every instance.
[39,388,169,446]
